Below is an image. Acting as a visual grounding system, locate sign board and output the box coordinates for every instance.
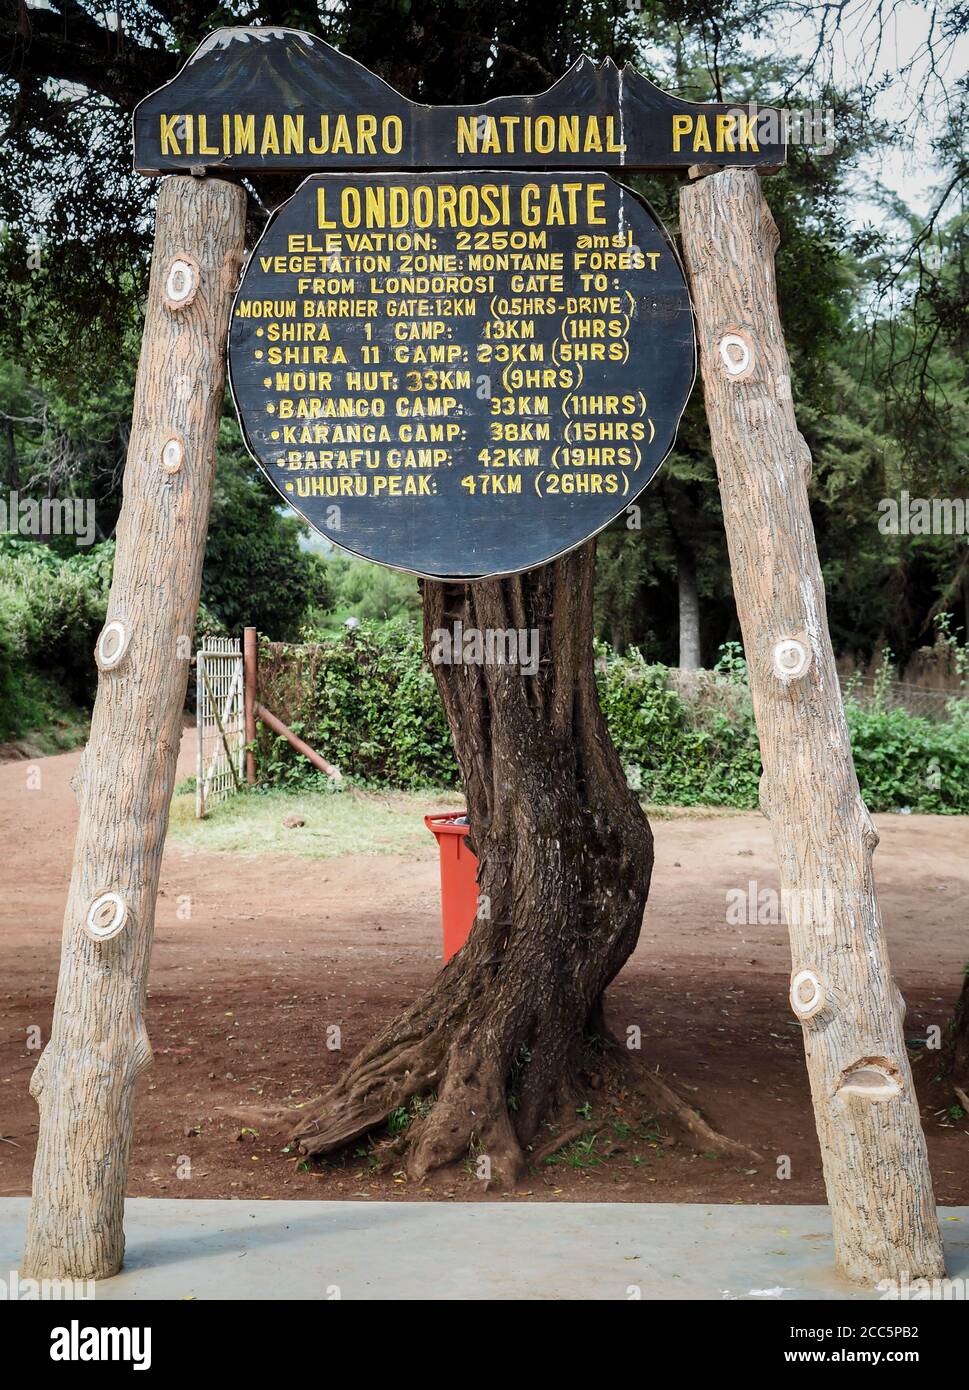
[133,27,787,175]
[228,171,695,579]
[134,26,781,578]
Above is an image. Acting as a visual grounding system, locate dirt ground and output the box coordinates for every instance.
[1,732,967,1206]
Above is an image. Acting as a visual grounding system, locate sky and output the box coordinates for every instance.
[777,1,967,225]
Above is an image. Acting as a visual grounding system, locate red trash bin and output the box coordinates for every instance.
[424,813,479,962]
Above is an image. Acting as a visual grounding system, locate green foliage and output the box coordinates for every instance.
[256,629,969,812]
[310,554,422,631]
[201,431,325,641]
[596,647,763,807]
[0,536,112,715]
[256,619,455,789]
[0,534,233,741]
[845,697,969,813]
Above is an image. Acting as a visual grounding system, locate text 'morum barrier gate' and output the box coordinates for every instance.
[22,26,945,1289]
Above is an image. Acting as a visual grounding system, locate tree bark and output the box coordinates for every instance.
[292,545,652,1182]
[289,544,756,1179]
[3,417,17,490]
[945,969,969,1111]
[680,168,944,1285]
[22,175,246,1280]
[677,547,702,669]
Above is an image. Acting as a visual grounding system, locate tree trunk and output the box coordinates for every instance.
[946,969,969,1111]
[677,548,702,669]
[290,545,649,1181]
[290,544,754,1180]
[680,168,944,1285]
[22,175,247,1280]
[3,417,17,490]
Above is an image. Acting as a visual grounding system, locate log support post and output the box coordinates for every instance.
[22,175,246,1280]
[679,168,945,1286]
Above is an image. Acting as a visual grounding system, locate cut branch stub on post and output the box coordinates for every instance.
[679,168,944,1286]
[22,174,246,1281]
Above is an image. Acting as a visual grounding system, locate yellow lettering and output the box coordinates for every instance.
[283,114,304,154]
[159,114,180,155]
[671,114,692,152]
[197,115,218,155]
[456,116,477,153]
[234,114,255,153]
[260,115,280,155]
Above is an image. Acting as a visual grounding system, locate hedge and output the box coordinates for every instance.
[255,620,969,813]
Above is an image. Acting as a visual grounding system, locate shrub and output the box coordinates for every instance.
[256,619,455,789]
[596,647,762,807]
[0,537,112,730]
[845,697,969,813]
[256,625,969,813]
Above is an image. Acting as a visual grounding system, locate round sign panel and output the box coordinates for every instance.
[229,172,695,580]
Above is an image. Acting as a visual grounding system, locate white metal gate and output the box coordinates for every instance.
[196,636,244,817]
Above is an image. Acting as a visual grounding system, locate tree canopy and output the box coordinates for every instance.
[1,0,966,671]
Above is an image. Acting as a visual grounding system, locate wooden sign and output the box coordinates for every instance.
[134,27,786,175]
[228,171,695,579]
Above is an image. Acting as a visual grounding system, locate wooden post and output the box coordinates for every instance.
[22,175,246,1280]
[679,169,944,1286]
[243,625,257,785]
[253,702,341,780]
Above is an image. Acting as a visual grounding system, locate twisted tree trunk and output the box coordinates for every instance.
[292,545,649,1181]
[291,544,751,1181]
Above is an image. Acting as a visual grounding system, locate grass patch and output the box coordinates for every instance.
[165,767,759,864]
[168,784,464,859]
[166,781,755,861]
[539,1112,665,1170]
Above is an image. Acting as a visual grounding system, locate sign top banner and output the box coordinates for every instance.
[133,27,787,176]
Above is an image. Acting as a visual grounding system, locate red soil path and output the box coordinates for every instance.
[1,735,966,1206]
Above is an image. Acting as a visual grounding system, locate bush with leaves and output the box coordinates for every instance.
[845,697,969,813]
[256,619,455,789]
[596,646,763,807]
[0,536,114,738]
[0,536,112,698]
[256,626,969,813]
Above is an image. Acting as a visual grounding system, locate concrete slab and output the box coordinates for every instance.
[2,1199,967,1300]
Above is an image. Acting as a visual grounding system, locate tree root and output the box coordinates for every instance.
[633,1066,761,1162]
[285,1007,758,1182]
